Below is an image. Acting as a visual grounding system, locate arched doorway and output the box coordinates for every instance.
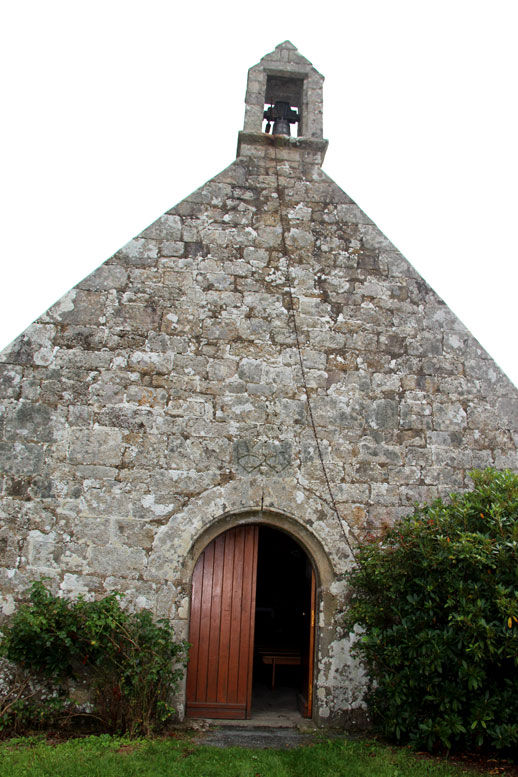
[185,524,316,720]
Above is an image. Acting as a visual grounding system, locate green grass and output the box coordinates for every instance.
[0,734,489,777]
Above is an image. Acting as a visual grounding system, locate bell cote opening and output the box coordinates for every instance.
[263,75,303,137]
[241,41,326,142]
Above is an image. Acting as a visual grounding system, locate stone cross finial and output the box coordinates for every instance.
[242,41,325,140]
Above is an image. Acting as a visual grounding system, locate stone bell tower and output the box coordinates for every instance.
[241,40,325,138]
[0,42,517,726]
[237,41,327,159]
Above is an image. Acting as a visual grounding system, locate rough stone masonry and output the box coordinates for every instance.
[1,41,517,725]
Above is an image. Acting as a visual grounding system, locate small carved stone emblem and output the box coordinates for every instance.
[233,440,292,476]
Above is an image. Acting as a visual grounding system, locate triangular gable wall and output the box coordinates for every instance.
[1,43,517,725]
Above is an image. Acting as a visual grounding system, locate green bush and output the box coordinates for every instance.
[0,662,68,734]
[0,582,188,736]
[344,468,518,752]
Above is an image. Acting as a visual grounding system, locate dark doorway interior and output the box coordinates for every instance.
[253,526,314,716]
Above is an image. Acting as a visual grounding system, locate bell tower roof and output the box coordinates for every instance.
[237,42,328,163]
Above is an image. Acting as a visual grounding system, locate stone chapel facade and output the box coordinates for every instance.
[1,42,517,725]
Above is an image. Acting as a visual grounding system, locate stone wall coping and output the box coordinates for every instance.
[236,131,329,163]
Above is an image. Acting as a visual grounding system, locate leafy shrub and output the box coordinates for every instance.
[0,662,68,734]
[0,582,188,736]
[344,468,518,752]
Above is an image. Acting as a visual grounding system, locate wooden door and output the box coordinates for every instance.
[186,525,259,719]
[298,562,316,718]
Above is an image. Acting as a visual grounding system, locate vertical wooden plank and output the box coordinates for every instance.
[237,525,253,708]
[232,525,257,715]
[245,525,258,717]
[186,525,259,719]
[227,527,244,703]
[195,541,214,701]
[216,529,235,703]
[206,534,224,702]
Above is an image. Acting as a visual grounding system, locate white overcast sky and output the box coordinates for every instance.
[1,1,517,386]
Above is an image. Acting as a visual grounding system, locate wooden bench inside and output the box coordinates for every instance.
[257,648,301,689]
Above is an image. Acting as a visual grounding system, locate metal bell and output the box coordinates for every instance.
[263,101,299,137]
[272,117,291,136]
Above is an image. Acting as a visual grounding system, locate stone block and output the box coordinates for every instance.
[366,400,398,430]
[89,378,127,405]
[25,530,61,569]
[53,349,112,370]
[262,364,293,385]
[497,397,518,430]
[432,402,467,430]
[387,466,421,485]
[68,429,123,466]
[423,467,465,488]
[312,396,363,429]
[309,330,346,349]
[207,359,238,381]
[358,439,402,464]
[51,290,106,326]
[371,373,401,393]
[216,396,267,424]
[431,447,472,468]
[0,324,56,367]
[98,406,156,432]
[286,227,315,250]
[149,468,220,496]
[112,519,155,550]
[399,485,440,506]
[78,264,128,291]
[0,441,44,476]
[160,241,184,257]
[370,483,400,506]
[400,400,433,430]
[5,402,61,442]
[233,440,292,476]
[141,214,182,240]
[174,354,208,378]
[0,366,22,398]
[202,320,239,341]
[88,545,147,578]
[128,351,174,375]
[166,399,213,419]
[115,238,159,267]
[405,447,433,466]
[495,450,518,468]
